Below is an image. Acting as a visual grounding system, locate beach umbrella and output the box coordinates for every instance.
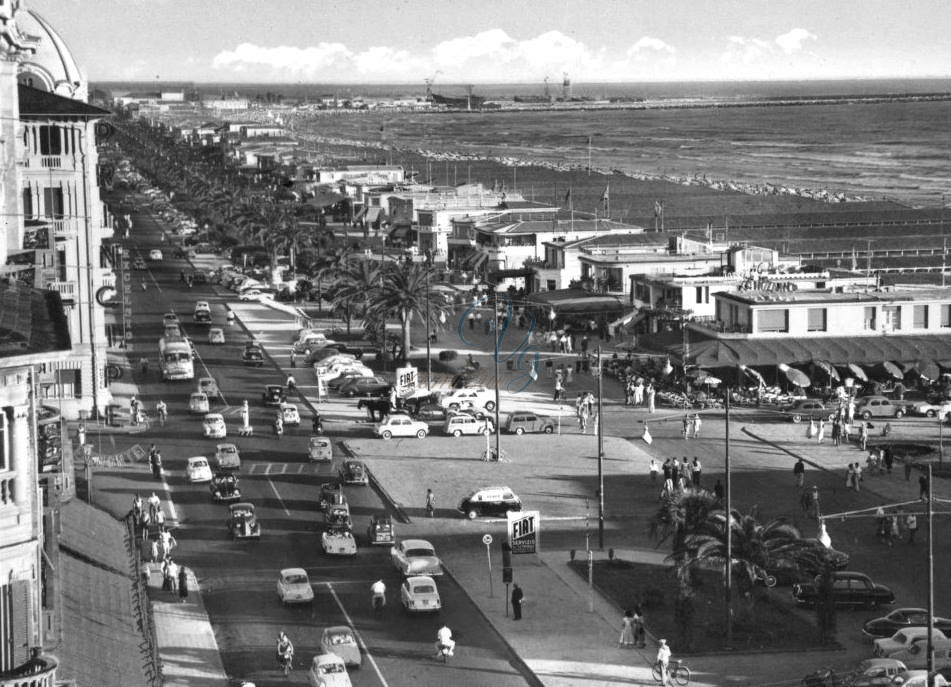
[847,363,869,382]
[814,360,839,382]
[881,361,903,381]
[779,363,811,389]
[917,360,941,381]
[739,364,766,387]
[701,375,722,386]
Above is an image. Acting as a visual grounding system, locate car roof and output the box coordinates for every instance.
[216,443,237,450]
[190,392,207,398]
[187,456,208,464]
[400,539,434,548]
[405,575,437,584]
[204,413,224,420]
[322,625,353,636]
[280,566,307,576]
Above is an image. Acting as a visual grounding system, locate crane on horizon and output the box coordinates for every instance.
[424,70,442,99]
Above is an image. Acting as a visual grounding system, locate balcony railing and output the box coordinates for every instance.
[21,155,76,171]
[45,281,76,302]
[50,219,76,239]
[0,653,58,687]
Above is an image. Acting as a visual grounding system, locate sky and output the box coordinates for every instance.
[26,0,951,84]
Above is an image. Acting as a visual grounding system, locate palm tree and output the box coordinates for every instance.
[328,257,381,336]
[649,488,720,559]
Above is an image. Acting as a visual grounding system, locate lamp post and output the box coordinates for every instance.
[493,296,501,462]
[425,270,431,389]
[724,385,732,645]
[597,345,605,549]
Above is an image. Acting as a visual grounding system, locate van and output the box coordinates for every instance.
[458,486,522,519]
[443,413,493,437]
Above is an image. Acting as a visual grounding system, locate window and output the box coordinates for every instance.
[807,308,827,332]
[882,305,902,331]
[21,188,32,220]
[913,305,929,329]
[43,187,64,219]
[38,125,62,155]
[546,280,556,291]
[757,309,788,333]
[943,305,951,328]
[864,306,877,331]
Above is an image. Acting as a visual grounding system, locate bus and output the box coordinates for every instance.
[159,335,194,381]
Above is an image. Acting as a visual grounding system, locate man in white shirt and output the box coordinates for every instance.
[370,579,386,610]
[435,624,455,657]
[656,638,672,685]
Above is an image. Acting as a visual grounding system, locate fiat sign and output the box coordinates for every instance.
[507,510,539,555]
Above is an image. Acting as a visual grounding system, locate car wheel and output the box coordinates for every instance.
[895,410,904,419]
[927,409,937,418]
[416,429,426,439]
[485,401,496,412]
[381,430,392,440]
[791,414,802,424]
[467,509,478,520]
[482,428,490,436]
[862,411,872,420]
[346,390,356,397]
[453,429,462,438]
[515,427,524,435]
[544,425,554,434]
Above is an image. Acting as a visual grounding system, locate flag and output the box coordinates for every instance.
[600,186,610,202]
[564,188,572,206]
[642,425,653,445]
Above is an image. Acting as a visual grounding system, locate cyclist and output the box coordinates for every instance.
[434,623,455,658]
[286,373,297,393]
[276,631,294,671]
[425,488,436,518]
[370,579,386,610]
[656,638,672,686]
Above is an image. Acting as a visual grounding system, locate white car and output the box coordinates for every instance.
[214,443,241,471]
[307,653,352,687]
[320,362,373,382]
[239,288,272,301]
[400,575,442,613]
[874,627,949,657]
[321,528,357,556]
[188,392,210,415]
[314,354,360,376]
[443,413,494,437]
[208,327,226,345]
[202,413,227,439]
[149,249,164,261]
[162,312,179,326]
[910,400,951,418]
[319,626,361,668]
[893,670,950,687]
[390,539,443,576]
[373,414,429,440]
[185,456,213,483]
[197,376,221,400]
[279,403,301,426]
[194,300,210,314]
[277,567,314,605]
[439,387,497,413]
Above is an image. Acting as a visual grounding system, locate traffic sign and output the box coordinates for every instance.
[482,533,493,545]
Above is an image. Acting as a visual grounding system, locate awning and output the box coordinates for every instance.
[353,207,368,221]
[366,207,384,223]
[525,289,625,315]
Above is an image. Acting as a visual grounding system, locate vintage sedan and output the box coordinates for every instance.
[459,486,523,520]
[202,413,227,439]
[162,312,179,327]
[133,257,146,270]
[373,414,429,440]
[848,658,908,687]
[338,461,368,486]
[262,384,286,406]
[390,539,443,577]
[504,412,555,435]
[185,456,213,483]
[781,399,836,423]
[241,344,264,367]
[325,503,352,530]
[874,627,950,657]
[400,575,442,613]
[321,527,357,556]
[279,403,301,426]
[319,626,361,668]
[366,513,395,546]
[793,571,895,608]
[149,249,164,261]
[338,375,391,398]
[227,502,261,540]
[209,471,241,502]
[207,327,226,345]
[863,608,951,639]
[276,567,313,605]
[306,653,351,687]
[910,400,951,419]
[318,483,343,512]
[188,392,210,415]
[197,376,221,401]
[308,436,333,463]
[327,370,373,392]
[214,443,241,471]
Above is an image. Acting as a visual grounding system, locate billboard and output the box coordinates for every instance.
[507,510,540,554]
[396,365,417,397]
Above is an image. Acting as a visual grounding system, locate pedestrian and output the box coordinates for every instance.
[155,508,165,527]
[290,349,296,368]
[646,384,656,413]
[682,415,690,439]
[553,378,563,403]
[578,404,589,433]
[649,458,659,484]
[656,639,672,686]
[162,558,177,591]
[883,446,894,475]
[426,488,436,517]
[468,312,475,330]
[890,512,901,543]
[619,609,636,646]
[691,457,702,488]
[845,463,855,490]
[150,539,159,563]
[156,400,167,426]
[692,414,702,439]
[919,473,930,500]
[906,513,918,544]
[854,462,862,491]
[661,476,674,500]
[662,458,672,482]
[139,357,149,376]
[875,505,886,541]
[511,583,524,620]
[713,479,724,501]
[793,458,805,488]
[633,606,646,647]
[670,460,680,485]
[859,422,868,451]
[148,491,161,520]
[816,418,825,444]
[831,417,841,447]
[178,566,189,602]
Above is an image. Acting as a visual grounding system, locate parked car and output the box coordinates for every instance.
[459,486,523,519]
[227,502,261,540]
[874,627,950,657]
[910,400,951,419]
[209,471,241,502]
[892,670,950,687]
[439,387,496,412]
[401,575,442,613]
[338,460,368,486]
[308,348,355,365]
[162,312,179,327]
[846,658,908,687]
[793,571,896,608]
[327,370,373,391]
[262,384,286,406]
[337,375,391,397]
[207,327,225,345]
[443,413,494,437]
[149,249,164,261]
[308,435,333,462]
[241,344,264,367]
[198,376,221,401]
[504,412,555,435]
[890,639,951,669]
[374,414,429,440]
[279,403,301,426]
[319,626,361,668]
[239,287,274,301]
[863,608,951,639]
[782,399,836,423]
[321,526,357,556]
[320,362,374,383]
[185,456,213,483]
[294,333,335,355]
[276,567,313,605]
[188,392,210,415]
[854,395,906,420]
[306,653,352,687]
[202,413,227,439]
[390,539,443,576]
[366,513,395,546]
[214,443,241,471]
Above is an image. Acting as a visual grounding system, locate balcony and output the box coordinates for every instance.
[689,319,754,338]
[0,652,58,687]
[20,155,76,172]
[45,281,76,302]
[50,219,77,239]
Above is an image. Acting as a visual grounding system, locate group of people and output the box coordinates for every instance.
[654,457,705,499]
[681,413,702,439]
[624,378,657,412]
[875,505,919,546]
[575,391,596,432]
[131,493,189,602]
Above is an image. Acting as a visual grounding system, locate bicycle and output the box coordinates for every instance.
[278,651,293,676]
[372,593,385,612]
[652,659,690,686]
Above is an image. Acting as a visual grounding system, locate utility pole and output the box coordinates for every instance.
[493,296,501,462]
[927,463,935,685]
[425,271,431,389]
[724,386,733,645]
[597,345,605,549]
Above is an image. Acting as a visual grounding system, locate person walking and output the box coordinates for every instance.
[794,458,805,488]
[178,566,189,603]
[661,476,674,500]
[646,384,656,413]
[883,446,894,475]
[691,457,702,488]
[919,473,930,500]
[425,488,436,517]
[632,605,646,647]
[289,349,297,368]
[831,417,841,447]
[656,639,673,686]
[682,415,691,440]
[853,462,862,492]
[875,505,887,541]
[859,422,868,451]
[511,583,524,620]
[692,414,702,439]
[619,610,636,646]
[816,418,825,444]
[649,459,659,484]
[148,491,161,520]
[662,458,672,482]
[845,463,855,490]
[906,513,918,544]
[670,459,680,486]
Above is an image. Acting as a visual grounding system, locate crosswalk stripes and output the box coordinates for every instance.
[246,462,322,475]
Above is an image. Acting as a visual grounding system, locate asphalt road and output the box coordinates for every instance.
[96,203,535,687]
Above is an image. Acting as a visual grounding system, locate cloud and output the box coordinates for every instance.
[627,37,676,57]
[775,28,817,54]
[212,42,352,78]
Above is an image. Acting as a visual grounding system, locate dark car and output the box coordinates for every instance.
[366,513,395,546]
[226,502,261,540]
[262,384,286,406]
[209,471,241,503]
[504,412,556,435]
[327,371,371,392]
[318,483,343,512]
[458,486,522,520]
[325,502,352,529]
[193,310,212,325]
[782,399,836,423]
[863,608,951,639]
[763,539,850,586]
[241,344,264,367]
[338,376,392,397]
[793,571,895,608]
[338,460,369,486]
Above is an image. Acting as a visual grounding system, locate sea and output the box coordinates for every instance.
[104,79,951,207]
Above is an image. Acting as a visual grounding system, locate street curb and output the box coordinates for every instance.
[442,561,546,687]
[339,440,412,525]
